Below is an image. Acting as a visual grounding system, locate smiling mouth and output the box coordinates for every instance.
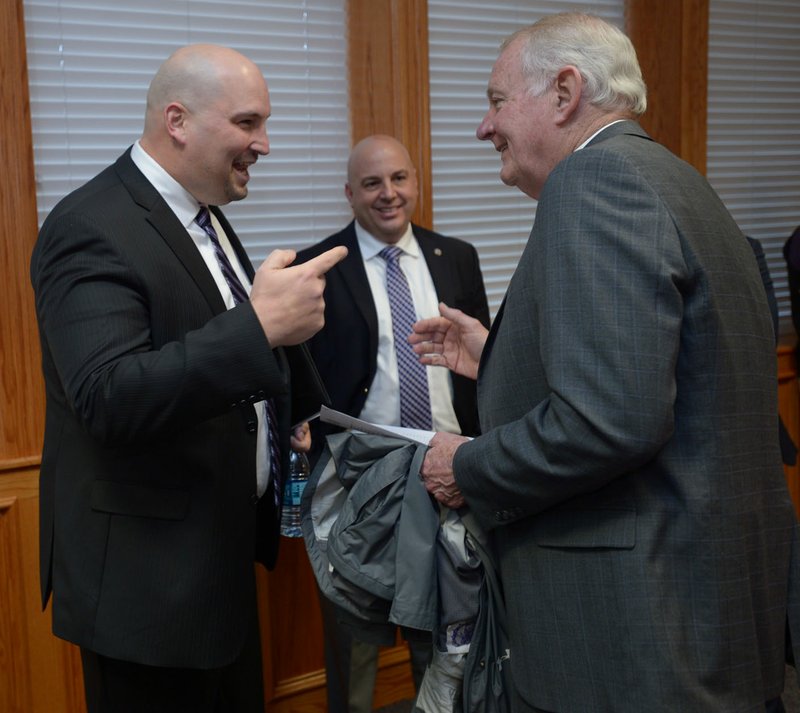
[233,161,253,180]
[376,205,401,217]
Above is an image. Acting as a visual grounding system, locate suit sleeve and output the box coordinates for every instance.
[747,236,779,340]
[466,243,491,329]
[32,210,286,445]
[454,150,684,528]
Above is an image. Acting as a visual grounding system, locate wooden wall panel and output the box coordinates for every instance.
[0,496,30,712]
[0,0,80,710]
[347,0,433,230]
[0,0,45,463]
[626,0,709,174]
[260,540,326,706]
[0,483,86,713]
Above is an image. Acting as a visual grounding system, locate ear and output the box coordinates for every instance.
[344,182,354,205]
[553,66,582,125]
[165,102,189,145]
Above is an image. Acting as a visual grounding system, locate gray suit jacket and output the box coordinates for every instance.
[454,122,799,711]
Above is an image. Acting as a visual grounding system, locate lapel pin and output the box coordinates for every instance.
[434,248,442,256]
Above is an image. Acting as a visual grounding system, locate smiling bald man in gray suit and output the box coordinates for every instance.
[411,13,800,713]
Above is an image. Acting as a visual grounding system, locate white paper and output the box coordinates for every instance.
[319,405,435,446]
[292,411,320,430]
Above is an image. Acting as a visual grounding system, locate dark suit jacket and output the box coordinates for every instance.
[454,122,800,711]
[748,235,797,465]
[30,148,321,669]
[296,221,490,464]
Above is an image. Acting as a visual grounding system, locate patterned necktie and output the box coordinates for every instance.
[379,245,433,429]
[196,207,282,506]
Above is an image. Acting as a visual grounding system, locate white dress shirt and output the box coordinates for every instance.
[130,141,270,496]
[575,119,627,151]
[354,221,461,434]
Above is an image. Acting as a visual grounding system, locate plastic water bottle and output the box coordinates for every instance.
[280,449,309,537]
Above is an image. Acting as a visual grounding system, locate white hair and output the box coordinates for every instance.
[504,12,647,116]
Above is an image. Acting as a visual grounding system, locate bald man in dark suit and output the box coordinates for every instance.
[297,135,489,712]
[31,44,345,713]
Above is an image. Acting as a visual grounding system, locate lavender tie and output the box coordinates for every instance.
[379,245,433,429]
[196,207,282,506]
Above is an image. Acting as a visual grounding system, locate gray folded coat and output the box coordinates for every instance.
[300,431,439,642]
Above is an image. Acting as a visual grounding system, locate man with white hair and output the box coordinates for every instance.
[412,13,800,712]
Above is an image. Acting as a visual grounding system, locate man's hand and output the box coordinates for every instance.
[409,302,489,380]
[420,431,470,509]
[250,246,347,346]
[290,421,311,452]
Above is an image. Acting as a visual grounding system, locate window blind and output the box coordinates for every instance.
[707,0,800,335]
[23,0,352,265]
[427,0,625,314]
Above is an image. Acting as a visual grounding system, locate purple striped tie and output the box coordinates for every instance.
[196,207,282,505]
[379,246,433,429]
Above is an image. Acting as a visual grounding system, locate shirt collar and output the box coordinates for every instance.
[130,140,202,228]
[575,119,627,152]
[354,220,418,260]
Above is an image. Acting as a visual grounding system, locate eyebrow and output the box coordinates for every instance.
[232,109,268,121]
[362,170,407,181]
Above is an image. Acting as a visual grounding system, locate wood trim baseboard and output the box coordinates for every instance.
[0,456,41,474]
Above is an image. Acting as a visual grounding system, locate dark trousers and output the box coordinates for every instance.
[80,618,264,713]
[319,588,431,713]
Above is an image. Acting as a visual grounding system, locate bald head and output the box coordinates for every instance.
[347,135,415,185]
[139,44,271,206]
[345,134,418,244]
[144,44,263,137]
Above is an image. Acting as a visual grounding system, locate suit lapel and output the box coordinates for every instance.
[417,227,452,304]
[337,223,379,350]
[479,297,504,381]
[114,150,227,315]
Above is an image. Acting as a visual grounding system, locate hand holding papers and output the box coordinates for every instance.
[320,405,435,446]
[320,406,470,509]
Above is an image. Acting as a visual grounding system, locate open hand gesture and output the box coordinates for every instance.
[409,302,489,380]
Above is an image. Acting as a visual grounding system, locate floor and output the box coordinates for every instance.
[375,699,415,713]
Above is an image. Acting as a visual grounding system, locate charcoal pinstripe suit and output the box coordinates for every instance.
[31,148,314,670]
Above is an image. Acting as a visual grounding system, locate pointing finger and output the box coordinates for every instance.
[263,249,297,270]
[305,246,348,275]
